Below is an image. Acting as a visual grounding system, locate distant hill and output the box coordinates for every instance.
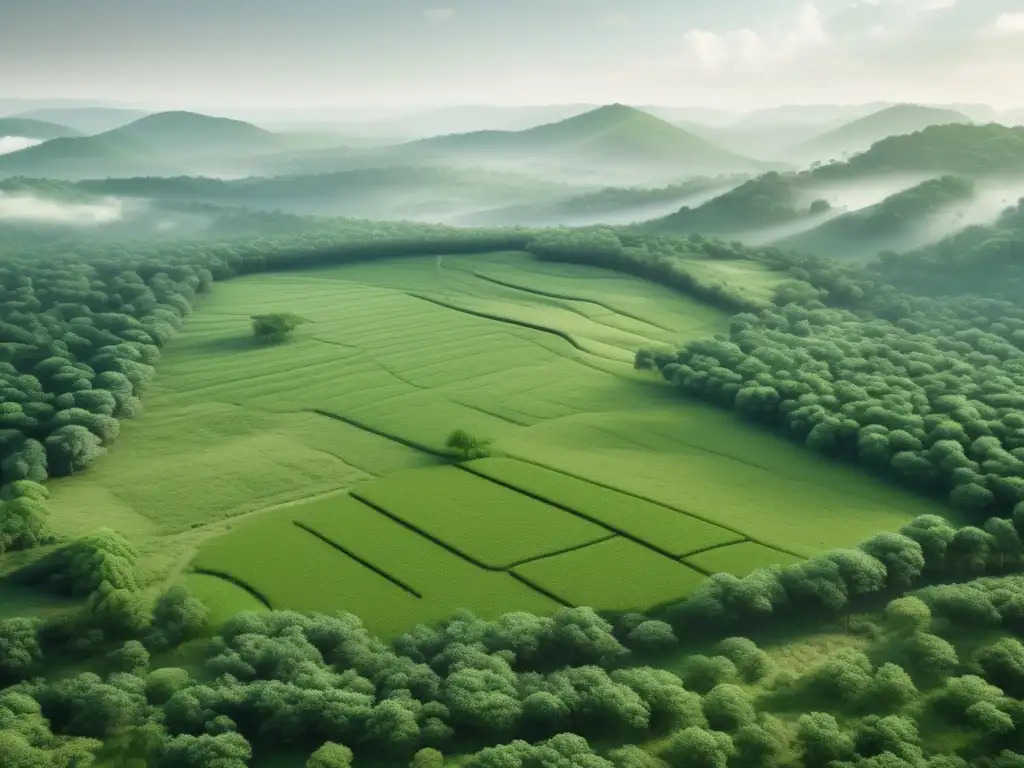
[775,175,977,260]
[10,107,150,134]
[0,111,290,179]
[108,111,279,155]
[812,123,1024,178]
[0,118,82,140]
[642,171,821,234]
[873,195,1024,300]
[796,104,973,163]
[399,104,766,179]
[70,166,581,221]
[0,133,159,178]
[457,175,747,227]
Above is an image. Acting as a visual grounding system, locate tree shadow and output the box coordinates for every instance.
[188,335,268,354]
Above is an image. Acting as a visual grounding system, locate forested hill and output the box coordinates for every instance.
[873,195,1024,300]
[795,104,973,162]
[775,175,977,260]
[395,103,767,174]
[640,172,821,234]
[811,123,1024,178]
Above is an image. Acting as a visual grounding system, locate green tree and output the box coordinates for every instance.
[307,742,354,768]
[445,429,493,460]
[251,312,309,343]
[411,747,444,768]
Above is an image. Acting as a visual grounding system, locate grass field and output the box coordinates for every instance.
[513,537,707,612]
[40,249,953,634]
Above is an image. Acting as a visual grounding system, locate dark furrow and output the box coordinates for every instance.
[508,571,574,607]
[455,463,694,565]
[293,521,423,598]
[349,490,503,572]
[472,456,807,560]
[191,568,273,610]
[471,269,678,333]
[676,539,749,559]
[306,408,449,458]
[503,533,618,569]
[449,399,535,427]
[406,292,588,354]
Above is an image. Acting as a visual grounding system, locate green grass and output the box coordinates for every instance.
[295,493,558,619]
[465,457,742,556]
[182,572,268,626]
[192,511,424,636]
[39,249,954,636]
[684,541,805,578]
[352,467,609,568]
[513,537,707,612]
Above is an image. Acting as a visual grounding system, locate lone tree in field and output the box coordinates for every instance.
[251,313,309,343]
[445,429,493,461]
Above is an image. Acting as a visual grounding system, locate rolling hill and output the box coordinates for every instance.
[71,166,583,221]
[774,175,977,260]
[811,123,1024,178]
[9,106,150,134]
[0,118,82,140]
[0,111,299,179]
[796,104,973,163]
[254,104,770,185]
[456,175,748,227]
[641,171,821,235]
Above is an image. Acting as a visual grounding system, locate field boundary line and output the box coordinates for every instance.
[407,293,597,357]
[449,399,535,427]
[307,409,449,458]
[455,463,714,565]
[503,534,618,569]
[349,491,502,571]
[507,571,573,607]
[489,455,807,559]
[191,568,273,610]
[293,521,423,599]
[470,269,679,334]
[677,539,749,559]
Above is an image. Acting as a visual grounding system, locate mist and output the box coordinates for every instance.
[0,136,42,155]
[0,191,128,224]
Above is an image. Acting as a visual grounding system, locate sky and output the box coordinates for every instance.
[2,0,1024,111]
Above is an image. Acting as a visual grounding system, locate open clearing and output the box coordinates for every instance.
[44,250,951,632]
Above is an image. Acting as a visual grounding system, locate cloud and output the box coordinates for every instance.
[422,8,455,21]
[680,3,826,73]
[0,192,125,225]
[0,136,42,155]
[992,12,1024,32]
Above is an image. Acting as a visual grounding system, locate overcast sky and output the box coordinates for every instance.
[3,0,1023,110]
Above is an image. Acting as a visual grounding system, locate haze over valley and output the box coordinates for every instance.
[4,2,1024,767]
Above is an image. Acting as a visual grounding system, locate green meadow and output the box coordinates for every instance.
[45,250,949,633]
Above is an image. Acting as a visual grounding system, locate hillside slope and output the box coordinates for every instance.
[0,111,287,178]
[256,104,769,184]
[811,123,1024,178]
[9,106,150,133]
[775,175,977,260]
[0,118,82,140]
[641,172,820,234]
[797,104,973,162]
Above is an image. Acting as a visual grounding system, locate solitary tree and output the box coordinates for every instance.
[445,429,493,460]
[251,313,309,343]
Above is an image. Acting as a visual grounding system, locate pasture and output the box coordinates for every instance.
[43,250,951,633]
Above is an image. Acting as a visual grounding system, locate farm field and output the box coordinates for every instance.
[43,249,953,633]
